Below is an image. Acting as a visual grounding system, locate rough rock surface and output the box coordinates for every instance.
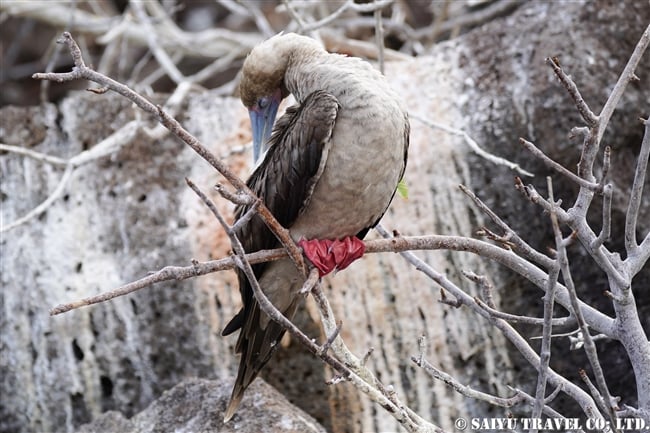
[76,378,326,433]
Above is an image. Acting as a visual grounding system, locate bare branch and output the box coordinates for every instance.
[33,33,159,114]
[319,320,343,356]
[0,143,68,166]
[2,164,73,233]
[298,268,320,295]
[374,7,385,74]
[130,0,186,84]
[505,386,586,433]
[376,227,615,335]
[597,24,650,143]
[49,247,288,315]
[547,179,619,428]
[308,285,440,431]
[592,184,612,249]
[473,297,573,326]
[579,369,618,416]
[215,183,255,207]
[515,178,629,290]
[624,118,650,254]
[412,353,525,408]
[462,271,496,307]
[1,120,141,233]
[412,114,534,177]
[283,0,393,34]
[519,138,598,191]
[531,179,562,426]
[416,348,578,431]
[459,184,554,268]
[545,57,598,127]
[0,1,258,59]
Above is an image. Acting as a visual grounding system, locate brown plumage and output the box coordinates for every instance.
[223,33,409,421]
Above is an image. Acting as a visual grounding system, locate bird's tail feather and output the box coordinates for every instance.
[223,299,298,422]
[223,388,244,422]
[224,271,302,422]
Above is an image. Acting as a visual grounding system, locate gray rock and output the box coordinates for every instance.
[76,378,326,433]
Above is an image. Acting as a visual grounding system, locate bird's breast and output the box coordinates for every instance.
[289,104,406,241]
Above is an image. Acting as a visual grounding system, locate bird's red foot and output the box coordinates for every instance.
[298,236,366,277]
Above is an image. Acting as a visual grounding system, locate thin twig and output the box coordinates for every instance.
[462,271,495,308]
[545,57,598,127]
[413,354,525,408]
[624,118,649,254]
[547,179,619,429]
[515,179,629,290]
[282,0,393,34]
[33,33,159,113]
[319,320,343,356]
[50,247,288,315]
[373,227,615,335]
[411,114,534,177]
[215,183,255,207]
[531,178,562,428]
[597,24,650,144]
[414,341,581,429]
[309,284,432,428]
[458,184,554,269]
[2,164,73,233]
[592,184,612,249]
[505,386,585,433]
[299,268,320,295]
[0,143,68,166]
[579,369,611,415]
[374,7,385,74]
[1,120,140,233]
[519,138,598,191]
[473,297,572,327]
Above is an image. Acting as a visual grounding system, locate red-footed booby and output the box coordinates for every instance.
[222,33,409,421]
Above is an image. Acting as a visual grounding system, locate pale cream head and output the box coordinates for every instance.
[239,33,323,108]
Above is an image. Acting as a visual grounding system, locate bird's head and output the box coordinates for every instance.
[240,35,289,163]
[240,33,322,162]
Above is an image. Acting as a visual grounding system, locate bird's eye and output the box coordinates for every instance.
[257,97,270,110]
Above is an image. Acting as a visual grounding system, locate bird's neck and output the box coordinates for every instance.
[284,53,385,107]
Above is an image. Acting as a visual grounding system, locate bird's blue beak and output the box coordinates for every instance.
[249,90,281,163]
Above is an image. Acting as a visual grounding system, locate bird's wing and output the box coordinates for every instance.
[223,90,339,335]
[222,91,339,419]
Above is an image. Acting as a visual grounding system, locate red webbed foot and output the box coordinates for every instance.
[298,236,366,277]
